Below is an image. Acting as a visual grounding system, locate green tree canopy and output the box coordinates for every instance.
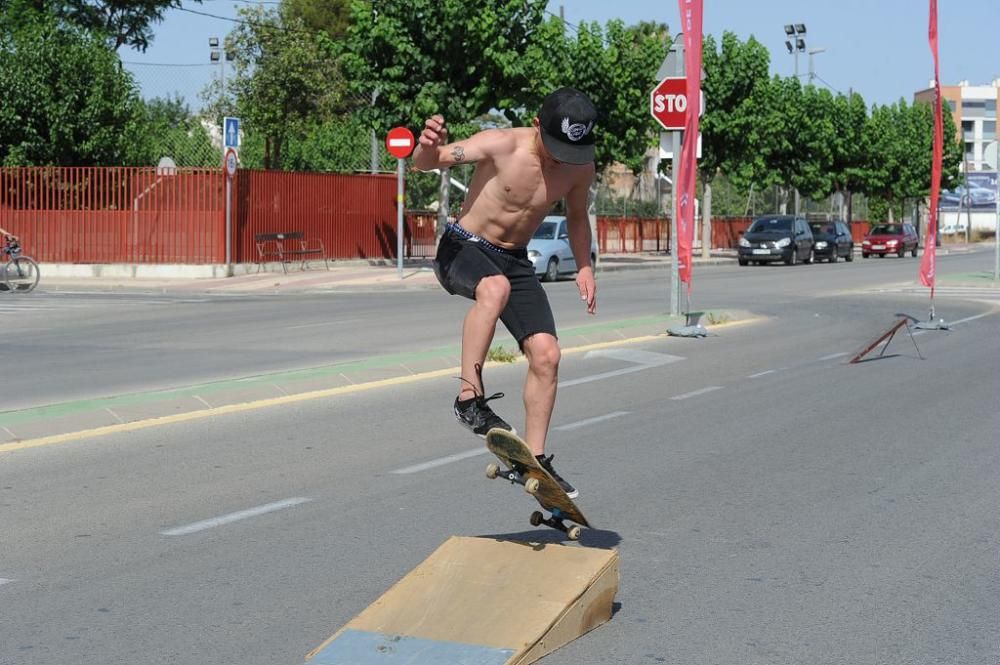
[699,32,771,183]
[223,3,341,169]
[0,12,146,165]
[0,0,200,51]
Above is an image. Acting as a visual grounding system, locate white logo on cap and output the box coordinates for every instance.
[561,117,594,142]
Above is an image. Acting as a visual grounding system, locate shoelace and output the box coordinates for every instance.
[456,362,505,408]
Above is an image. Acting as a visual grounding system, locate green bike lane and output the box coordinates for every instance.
[0,310,759,451]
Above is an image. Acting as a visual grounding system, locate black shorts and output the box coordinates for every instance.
[434,224,557,347]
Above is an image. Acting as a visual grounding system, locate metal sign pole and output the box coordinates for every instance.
[670,132,681,317]
[397,157,405,279]
[670,37,686,317]
[225,177,232,277]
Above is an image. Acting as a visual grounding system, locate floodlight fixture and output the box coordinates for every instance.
[794,24,807,35]
[784,24,795,35]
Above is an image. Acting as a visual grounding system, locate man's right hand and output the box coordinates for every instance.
[419,114,447,151]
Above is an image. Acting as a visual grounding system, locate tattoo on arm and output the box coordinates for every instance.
[451,145,465,162]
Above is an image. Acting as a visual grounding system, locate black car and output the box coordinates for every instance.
[808,220,854,263]
[738,215,814,266]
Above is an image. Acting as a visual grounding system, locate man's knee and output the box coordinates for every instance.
[523,334,560,373]
[475,275,511,311]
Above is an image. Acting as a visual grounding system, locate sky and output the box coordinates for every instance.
[122,0,999,111]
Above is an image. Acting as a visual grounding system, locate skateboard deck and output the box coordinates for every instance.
[485,428,590,539]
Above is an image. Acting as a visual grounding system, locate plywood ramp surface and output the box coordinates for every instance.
[307,536,619,665]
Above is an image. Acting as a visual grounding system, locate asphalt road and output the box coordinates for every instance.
[2,249,999,664]
[1,249,995,411]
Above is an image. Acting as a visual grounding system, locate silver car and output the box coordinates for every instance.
[527,216,598,281]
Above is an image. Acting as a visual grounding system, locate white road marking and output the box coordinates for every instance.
[160,497,312,536]
[392,447,489,475]
[553,411,630,432]
[818,352,849,361]
[0,578,13,586]
[943,311,995,326]
[670,386,723,401]
[561,349,683,387]
[748,369,777,379]
[584,349,681,365]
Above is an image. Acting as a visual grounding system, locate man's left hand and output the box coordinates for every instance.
[576,266,596,315]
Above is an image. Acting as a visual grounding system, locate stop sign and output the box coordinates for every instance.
[650,77,695,131]
[386,126,415,159]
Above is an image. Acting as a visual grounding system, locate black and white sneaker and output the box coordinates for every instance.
[454,393,514,437]
[537,454,578,499]
[453,362,515,437]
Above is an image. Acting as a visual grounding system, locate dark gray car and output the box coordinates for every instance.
[738,215,814,266]
[808,220,854,263]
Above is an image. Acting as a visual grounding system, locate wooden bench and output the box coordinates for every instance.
[254,232,329,274]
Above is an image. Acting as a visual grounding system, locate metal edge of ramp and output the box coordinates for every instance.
[305,536,620,665]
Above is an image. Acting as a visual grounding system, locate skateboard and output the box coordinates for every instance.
[485,428,590,540]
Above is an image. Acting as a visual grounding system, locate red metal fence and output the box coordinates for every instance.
[234,170,399,263]
[0,167,876,264]
[0,167,224,263]
[0,167,433,263]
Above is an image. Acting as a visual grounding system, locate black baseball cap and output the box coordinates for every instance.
[538,87,598,165]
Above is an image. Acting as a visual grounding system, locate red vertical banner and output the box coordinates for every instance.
[920,0,942,293]
[677,0,704,289]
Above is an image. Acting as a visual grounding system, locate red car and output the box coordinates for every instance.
[861,223,919,258]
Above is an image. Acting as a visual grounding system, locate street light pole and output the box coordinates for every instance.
[808,47,826,84]
[209,37,233,114]
[783,24,807,215]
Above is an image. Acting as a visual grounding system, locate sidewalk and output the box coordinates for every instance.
[38,250,738,295]
[34,242,983,295]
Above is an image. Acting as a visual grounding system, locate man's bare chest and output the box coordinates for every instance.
[493,168,574,210]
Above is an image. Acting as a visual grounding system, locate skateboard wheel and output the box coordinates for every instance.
[524,478,540,495]
[530,511,544,527]
[485,463,499,480]
[567,525,582,541]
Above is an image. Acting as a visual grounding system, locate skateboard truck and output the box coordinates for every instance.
[486,462,582,540]
[530,507,581,540]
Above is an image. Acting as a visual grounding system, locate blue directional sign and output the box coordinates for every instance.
[223,117,240,149]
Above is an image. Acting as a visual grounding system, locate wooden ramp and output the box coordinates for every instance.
[306,536,619,665]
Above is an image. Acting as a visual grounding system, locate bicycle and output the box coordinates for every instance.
[1,235,40,293]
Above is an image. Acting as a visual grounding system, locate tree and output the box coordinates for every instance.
[551,19,669,174]
[340,0,551,136]
[700,32,771,183]
[139,94,216,167]
[0,0,200,52]
[862,98,961,221]
[283,0,352,40]
[825,90,869,220]
[223,4,340,169]
[0,12,146,165]
[699,32,771,246]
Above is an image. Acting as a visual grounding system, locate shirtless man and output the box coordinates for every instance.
[413,87,598,498]
[0,227,16,240]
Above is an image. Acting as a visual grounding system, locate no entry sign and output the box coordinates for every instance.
[386,126,415,159]
[650,77,702,131]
